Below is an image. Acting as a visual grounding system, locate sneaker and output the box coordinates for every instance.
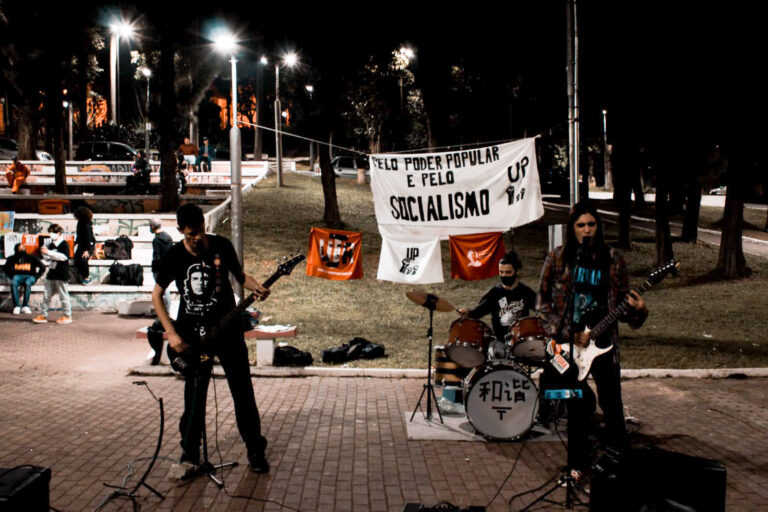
[81,279,91,285]
[32,315,48,323]
[56,316,73,324]
[12,307,21,315]
[248,452,270,474]
[21,306,32,314]
[167,461,197,481]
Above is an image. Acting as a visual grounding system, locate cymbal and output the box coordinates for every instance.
[406,290,456,313]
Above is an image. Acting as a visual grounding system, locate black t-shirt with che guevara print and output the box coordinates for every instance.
[156,234,244,334]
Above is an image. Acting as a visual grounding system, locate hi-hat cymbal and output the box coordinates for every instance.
[406,290,456,312]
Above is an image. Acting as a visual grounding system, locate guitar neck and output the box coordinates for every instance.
[589,279,651,340]
[201,269,282,345]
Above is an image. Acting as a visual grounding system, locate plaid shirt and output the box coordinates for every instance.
[536,245,647,351]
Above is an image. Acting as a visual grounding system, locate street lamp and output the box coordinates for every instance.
[109,20,135,126]
[393,46,415,113]
[141,67,152,158]
[602,109,611,189]
[265,52,298,188]
[213,30,243,297]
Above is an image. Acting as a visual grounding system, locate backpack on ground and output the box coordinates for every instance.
[109,261,144,286]
[273,345,314,367]
[322,337,386,364]
[103,235,133,260]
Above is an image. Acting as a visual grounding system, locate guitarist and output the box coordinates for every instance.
[152,204,271,475]
[537,201,648,481]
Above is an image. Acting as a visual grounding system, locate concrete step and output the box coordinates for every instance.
[0,283,178,312]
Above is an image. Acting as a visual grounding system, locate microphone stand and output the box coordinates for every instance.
[410,293,443,424]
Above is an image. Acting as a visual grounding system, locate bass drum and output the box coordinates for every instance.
[464,363,539,440]
[446,318,492,368]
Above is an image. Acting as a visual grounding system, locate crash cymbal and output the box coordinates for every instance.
[406,290,456,312]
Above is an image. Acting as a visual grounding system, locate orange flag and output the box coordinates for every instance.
[306,227,363,280]
[449,232,506,281]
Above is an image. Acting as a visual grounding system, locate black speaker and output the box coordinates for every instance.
[0,466,51,512]
[590,447,726,512]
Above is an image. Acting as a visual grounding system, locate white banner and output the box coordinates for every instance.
[377,236,443,284]
[370,138,543,240]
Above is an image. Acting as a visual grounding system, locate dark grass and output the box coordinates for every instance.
[220,173,768,369]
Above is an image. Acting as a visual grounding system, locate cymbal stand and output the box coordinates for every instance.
[410,294,443,424]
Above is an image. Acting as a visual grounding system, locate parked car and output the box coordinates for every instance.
[0,137,53,160]
[332,156,370,178]
[74,141,137,161]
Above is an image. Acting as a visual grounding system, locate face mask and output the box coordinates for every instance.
[50,234,61,243]
[500,275,518,287]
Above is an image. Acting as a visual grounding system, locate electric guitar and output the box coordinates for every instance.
[167,254,305,376]
[552,260,679,381]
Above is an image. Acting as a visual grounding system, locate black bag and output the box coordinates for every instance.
[103,235,133,260]
[109,261,144,286]
[322,337,385,364]
[274,345,314,367]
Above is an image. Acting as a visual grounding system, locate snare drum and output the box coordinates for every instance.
[464,362,539,439]
[446,318,492,368]
[507,316,550,364]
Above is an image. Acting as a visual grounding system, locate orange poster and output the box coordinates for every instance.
[449,232,506,281]
[306,227,363,280]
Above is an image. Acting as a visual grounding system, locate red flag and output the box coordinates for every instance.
[306,227,363,280]
[449,232,506,280]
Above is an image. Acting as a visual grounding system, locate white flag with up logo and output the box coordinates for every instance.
[377,236,443,284]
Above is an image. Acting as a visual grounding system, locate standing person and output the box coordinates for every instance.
[73,206,96,285]
[3,243,45,314]
[149,218,173,311]
[538,201,648,480]
[5,156,30,194]
[196,137,214,172]
[458,250,537,343]
[33,224,73,324]
[152,204,271,476]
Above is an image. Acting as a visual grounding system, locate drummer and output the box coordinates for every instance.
[458,250,537,343]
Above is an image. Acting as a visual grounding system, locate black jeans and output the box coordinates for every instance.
[74,248,90,282]
[566,349,627,470]
[179,331,267,463]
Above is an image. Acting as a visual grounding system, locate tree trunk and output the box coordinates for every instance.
[654,179,674,266]
[716,190,748,278]
[319,135,341,228]
[681,180,702,242]
[159,24,179,212]
[16,101,38,160]
[76,47,90,140]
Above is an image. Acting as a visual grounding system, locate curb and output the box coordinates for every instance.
[130,364,768,380]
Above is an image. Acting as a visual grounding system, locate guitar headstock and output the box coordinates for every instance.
[648,260,679,285]
[276,254,306,277]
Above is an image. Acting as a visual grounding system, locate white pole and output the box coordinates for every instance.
[110,34,118,126]
[145,76,151,157]
[230,55,243,299]
[274,64,283,187]
[566,0,579,206]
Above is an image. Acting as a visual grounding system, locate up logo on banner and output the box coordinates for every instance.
[449,232,506,281]
[377,236,443,284]
[306,227,363,280]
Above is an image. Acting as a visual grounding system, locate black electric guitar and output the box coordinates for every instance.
[554,260,679,381]
[167,254,305,376]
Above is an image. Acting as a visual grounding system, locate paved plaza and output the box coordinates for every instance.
[1,311,767,511]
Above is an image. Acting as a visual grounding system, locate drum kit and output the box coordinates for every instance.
[408,290,555,441]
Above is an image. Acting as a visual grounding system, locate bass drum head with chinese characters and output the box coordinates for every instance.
[464,363,539,440]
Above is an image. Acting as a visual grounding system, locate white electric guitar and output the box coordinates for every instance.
[551,260,679,381]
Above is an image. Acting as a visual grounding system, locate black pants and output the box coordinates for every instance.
[179,331,267,463]
[566,349,627,470]
[74,248,90,282]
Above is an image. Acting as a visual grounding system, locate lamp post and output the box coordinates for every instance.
[602,109,611,189]
[270,52,298,188]
[63,101,73,160]
[109,20,134,126]
[142,67,152,158]
[394,46,415,113]
[214,31,243,298]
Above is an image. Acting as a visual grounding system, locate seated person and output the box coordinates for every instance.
[177,137,198,168]
[3,243,45,314]
[195,137,215,172]
[5,156,30,194]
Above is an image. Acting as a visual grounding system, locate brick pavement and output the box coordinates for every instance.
[1,311,767,511]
